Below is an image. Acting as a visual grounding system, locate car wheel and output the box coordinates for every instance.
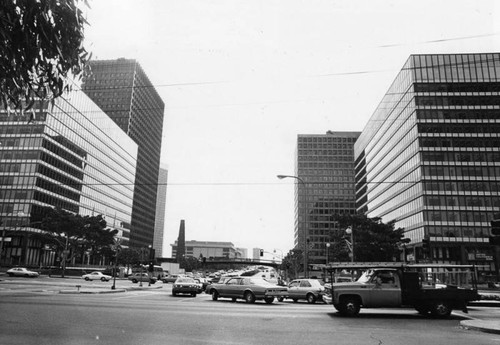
[101,277,107,282]
[430,301,452,318]
[191,293,197,297]
[7,273,14,277]
[277,297,284,302]
[306,293,316,304]
[211,290,219,301]
[264,297,274,304]
[132,279,138,283]
[172,292,177,296]
[339,297,361,316]
[24,274,30,277]
[150,280,156,284]
[85,277,90,281]
[292,298,298,303]
[231,298,236,302]
[244,291,256,304]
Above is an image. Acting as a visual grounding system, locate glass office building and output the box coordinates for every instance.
[355,53,500,278]
[296,131,360,266]
[0,89,137,266]
[82,59,165,249]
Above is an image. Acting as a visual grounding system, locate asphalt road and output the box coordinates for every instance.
[0,280,499,345]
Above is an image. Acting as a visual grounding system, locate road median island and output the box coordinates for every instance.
[460,320,500,334]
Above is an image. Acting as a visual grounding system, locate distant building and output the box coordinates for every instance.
[153,167,168,258]
[82,58,165,249]
[172,240,242,259]
[0,89,137,266]
[237,247,248,259]
[295,131,360,265]
[176,220,186,263]
[355,53,500,278]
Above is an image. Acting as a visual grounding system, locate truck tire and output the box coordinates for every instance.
[339,297,360,316]
[430,301,452,318]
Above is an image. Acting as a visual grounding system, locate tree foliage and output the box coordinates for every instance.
[330,214,407,262]
[32,207,116,264]
[0,0,90,112]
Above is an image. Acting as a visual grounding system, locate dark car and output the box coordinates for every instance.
[172,277,198,297]
[210,277,287,304]
[278,279,325,303]
[128,273,157,284]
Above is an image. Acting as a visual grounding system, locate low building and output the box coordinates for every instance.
[171,240,243,260]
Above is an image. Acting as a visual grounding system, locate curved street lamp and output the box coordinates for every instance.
[277,174,309,278]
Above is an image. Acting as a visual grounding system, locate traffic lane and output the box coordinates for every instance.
[1,295,496,345]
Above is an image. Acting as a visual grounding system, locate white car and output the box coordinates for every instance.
[82,271,112,282]
[6,267,39,278]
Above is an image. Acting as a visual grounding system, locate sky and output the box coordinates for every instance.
[83,0,500,258]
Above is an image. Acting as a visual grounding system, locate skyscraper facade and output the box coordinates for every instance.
[82,59,165,249]
[296,131,360,266]
[153,167,168,257]
[0,89,137,266]
[355,53,500,278]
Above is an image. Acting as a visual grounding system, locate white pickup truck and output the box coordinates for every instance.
[323,267,479,318]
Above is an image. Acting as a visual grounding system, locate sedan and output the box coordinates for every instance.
[128,273,157,284]
[82,271,112,282]
[210,277,287,304]
[172,277,198,297]
[6,267,39,278]
[279,279,325,303]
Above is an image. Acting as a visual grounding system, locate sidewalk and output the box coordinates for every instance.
[0,275,165,294]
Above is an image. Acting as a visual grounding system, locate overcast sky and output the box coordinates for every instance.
[83,0,500,258]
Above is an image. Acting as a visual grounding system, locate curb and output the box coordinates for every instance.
[59,288,127,294]
[460,320,500,335]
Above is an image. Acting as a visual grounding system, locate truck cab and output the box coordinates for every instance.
[324,263,479,318]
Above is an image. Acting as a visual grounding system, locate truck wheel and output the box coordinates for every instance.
[339,297,360,316]
[333,303,342,312]
[211,290,219,301]
[306,293,316,304]
[264,297,274,304]
[277,297,284,302]
[244,291,256,304]
[431,301,451,318]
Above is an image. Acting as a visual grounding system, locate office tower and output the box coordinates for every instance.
[296,131,360,267]
[153,167,168,258]
[355,53,500,278]
[82,59,165,248]
[0,89,137,266]
[176,220,186,263]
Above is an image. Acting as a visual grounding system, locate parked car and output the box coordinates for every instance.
[6,267,39,278]
[81,271,112,282]
[128,273,157,284]
[172,277,198,297]
[210,277,288,304]
[278,279,325,303]
[162,274,179,283]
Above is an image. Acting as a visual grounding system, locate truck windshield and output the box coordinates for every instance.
[357,270,375,284]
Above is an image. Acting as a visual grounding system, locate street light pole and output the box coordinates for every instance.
[61,234,69,278]
[277,174,309,278]
[326,242,330,265]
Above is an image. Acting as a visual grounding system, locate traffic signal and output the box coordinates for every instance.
[148,262,154,272]
[422,238,430,252]
[260,249,264,257]
[491,219,500,236]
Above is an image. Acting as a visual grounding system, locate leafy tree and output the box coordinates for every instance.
[281,249,303,280]
[117,248,140,273]
[330,214,407,262]
[0,0,90,112]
